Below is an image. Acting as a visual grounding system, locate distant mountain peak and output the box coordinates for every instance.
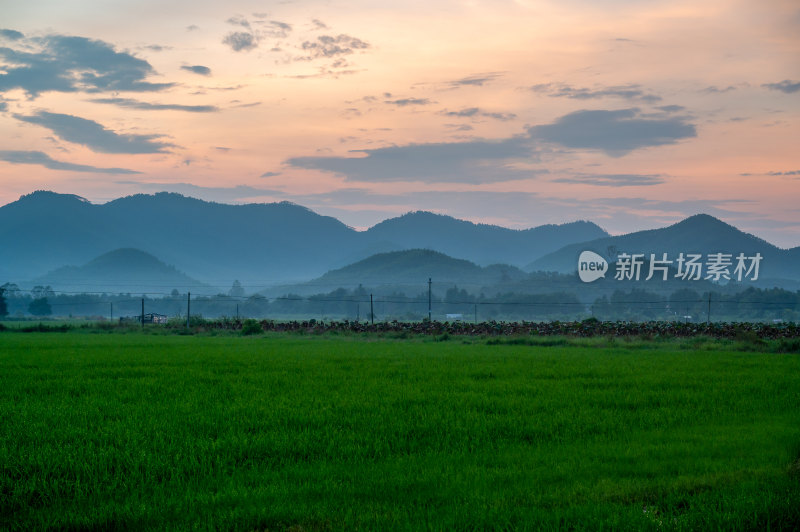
[18,190,90,204]
[670,213,773,248]
[87,248,165,266]
[527,212,790,277]
[367,248,459,261]
[676,213,728,228]
[107,191,208,206]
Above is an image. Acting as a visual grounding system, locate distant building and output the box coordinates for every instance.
[120,313,168,324]
[446,313,463,320]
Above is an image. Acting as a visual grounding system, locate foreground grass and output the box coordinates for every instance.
[1,333,799,530]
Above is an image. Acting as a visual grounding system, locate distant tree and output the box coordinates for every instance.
[229,280,245,298]
[0,287,7,317]
[444,285,471,304]
[1,282,20,297]
[170,289,180,298]
[31,285,55,299]
[669,288,703,320]
[28,297,52,316]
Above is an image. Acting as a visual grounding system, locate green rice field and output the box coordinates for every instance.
[1,332,799,530]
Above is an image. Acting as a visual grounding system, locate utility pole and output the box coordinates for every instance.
[474,303,477,324]
[187,292,191,328]
[370,294,374,324]
[141,298,144,328]
[707,293,711,324]
[356,303,360,322]
[236,303,239,320]
[110,302,113,322]
[428,277,432,322]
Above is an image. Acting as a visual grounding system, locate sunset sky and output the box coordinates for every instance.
[1,0,798,246]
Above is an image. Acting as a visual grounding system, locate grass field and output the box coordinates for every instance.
[1,332,799,530]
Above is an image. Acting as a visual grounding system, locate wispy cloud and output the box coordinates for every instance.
[0,29,24,41]
[552,173,666,186]
[701,85,737,94]
[0,150,140,174]
[287,137,540,184]
[89,97,218,113]
[529,108,696,156]
[767,170,800,176]
[442,107,480,117]
[385,98,432,106]
[181,65,211,76]
[261,20,292,38]
[223,31,258,52]
[448,72,503,88]
[15,111,175,154]
[299,34,370,59]
[142,44,170,52]
[287,107,696,183]
[440,107,516,121]
[287,69,361,80]
[445,123,474,131]
[530,83,661,103]
[0,33,173,96]
[482,112,516,121]
[222,15,295,52]
[226,16,251,29]
[656,105,686,113]
[762,79,800,94]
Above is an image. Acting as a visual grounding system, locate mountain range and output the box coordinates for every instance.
[0,191,606,287]
[1,190,798,294]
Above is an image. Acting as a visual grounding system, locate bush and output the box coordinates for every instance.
[241,319,263,336]
[776,338,800,353]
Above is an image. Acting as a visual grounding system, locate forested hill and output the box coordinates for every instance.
[0,190,607,286]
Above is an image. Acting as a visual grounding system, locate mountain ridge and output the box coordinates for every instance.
[527,213,797,283]
[0,190,608,286]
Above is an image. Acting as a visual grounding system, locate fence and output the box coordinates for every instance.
[2,284,799,323]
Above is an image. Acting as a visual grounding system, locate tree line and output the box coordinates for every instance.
[1,282,798,323]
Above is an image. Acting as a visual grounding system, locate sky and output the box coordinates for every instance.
[1,0,798,247]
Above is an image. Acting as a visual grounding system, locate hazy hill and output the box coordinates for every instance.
[0,191,118,278]
[97,192,359,284]
[33,248,206,294]
[362,211,608,267]
[263,249,528,297]
[0,191,358,286]
[527,214,799,285]
[0,191,607,287]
